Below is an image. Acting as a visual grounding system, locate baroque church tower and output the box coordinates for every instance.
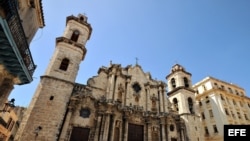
[15,14,92,141]
[166,64,204,141]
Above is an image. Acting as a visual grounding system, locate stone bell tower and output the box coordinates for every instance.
[166,64,204,141]
[166,64,195,114]
[15,14,92,141]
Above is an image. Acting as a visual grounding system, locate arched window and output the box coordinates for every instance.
[173,98,178,111]
[59,58,69,71]
[171,78,176,88]
[183,77,189,87]
[80,16,84,21]
[188,97,194,114]
[71,30,80,42]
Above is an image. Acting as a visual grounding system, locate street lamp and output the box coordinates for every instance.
[0,98,15,112]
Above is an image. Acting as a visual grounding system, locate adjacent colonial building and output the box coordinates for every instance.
[0,99,17,141]
[0,0,45,107]
[193,77,250,141]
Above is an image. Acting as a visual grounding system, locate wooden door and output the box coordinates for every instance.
[69,127,90,141]
[128,124,144,141]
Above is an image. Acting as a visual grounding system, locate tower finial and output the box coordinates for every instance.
[110,60,112,66]
[135,57,139,65]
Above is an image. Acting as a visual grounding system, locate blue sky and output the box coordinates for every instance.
[10,0,250,106]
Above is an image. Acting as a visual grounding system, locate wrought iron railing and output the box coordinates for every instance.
[0,0,36,76]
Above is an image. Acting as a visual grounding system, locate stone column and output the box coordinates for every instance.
[145,118,150,141]
[177,121,184,141]
[158,87,163,113]
[160,119,166,141]
[156,97,160,114]
[103,114,111,141]
[162,89,166,112]
[165,118,168,141]
[108,73,115,100]
[147,122,152,141]
[145,87,149,111]
[122,116,128,141]
[180,123,186,141]
[124,78,130,106]
[94,114,103,141]
[99,115,106,141]
[108,115,115,141]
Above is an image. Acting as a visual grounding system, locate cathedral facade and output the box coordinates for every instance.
[14,14,204,141]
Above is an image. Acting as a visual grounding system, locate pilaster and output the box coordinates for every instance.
[108,114,115,141]
[102,114,111,141]
[122,116,128,141]
[147,121,152,141]
[94,114,102,141]
[124,78,130,106]
[159,87,163,113]
[107,73,115,100]
[160,118,166,141]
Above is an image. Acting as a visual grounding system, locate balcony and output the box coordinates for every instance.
[0,0,36,84]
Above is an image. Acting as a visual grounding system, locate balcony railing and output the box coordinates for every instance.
[0,0,36,76]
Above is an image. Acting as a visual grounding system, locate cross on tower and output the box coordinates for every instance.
[135,57,139,65]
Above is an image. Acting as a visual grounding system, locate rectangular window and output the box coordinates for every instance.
[225,108,229,116]
[199,101,202,106]
[201,112,205,119]
[221,85,224,90]
[235,90,239,95]
[213,125,218,133]
[214,83,218,88]
[231,111,235,118]
[209,110,213,117]
[206,96,210,103]
[205,127,209,136]
[244,114,249,120]
[237,112,241,119]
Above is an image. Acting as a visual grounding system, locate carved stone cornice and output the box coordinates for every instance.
[56,37,86,60]
[167,86,195,96]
